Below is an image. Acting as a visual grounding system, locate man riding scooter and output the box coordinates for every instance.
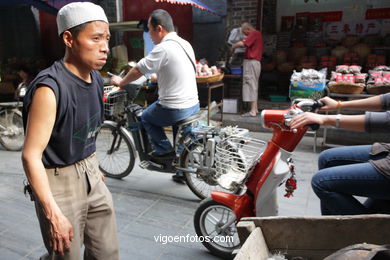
[111,9,199,184]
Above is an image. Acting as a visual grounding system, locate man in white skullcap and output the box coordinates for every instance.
[22,2,119,259]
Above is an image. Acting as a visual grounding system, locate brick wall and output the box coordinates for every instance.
[99,0,120,23]
[226,0,276,33]
[262,0,277,34]
[224,0,280,101]
[226,0,259,31]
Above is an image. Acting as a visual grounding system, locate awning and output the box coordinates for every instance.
[0,0,58,15]
[109,21,144,32]
[154,0,221,16]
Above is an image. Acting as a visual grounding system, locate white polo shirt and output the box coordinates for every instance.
[137,32,199,109]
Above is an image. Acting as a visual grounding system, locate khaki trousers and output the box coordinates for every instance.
[242,59,261,102]
[35,153,119,260]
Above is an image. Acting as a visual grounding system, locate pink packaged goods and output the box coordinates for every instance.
[335,74,343,82]
[336,65,349,73]
[374,77,390,86]
[342,74,355,83]
[355,73,367,83]
[370,70,383,78]
[331,72,342,81]
[349,65,361,74]
[383,72,390,79]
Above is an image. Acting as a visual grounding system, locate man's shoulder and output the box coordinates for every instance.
[31,63,59,87]
[254,30,262,38]
[248,30,261,37]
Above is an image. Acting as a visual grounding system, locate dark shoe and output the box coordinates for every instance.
[172,172,186,184]
[149,150,176,159]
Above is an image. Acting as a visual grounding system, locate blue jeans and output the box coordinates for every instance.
[312,145,390,215]
[141,102,199,155]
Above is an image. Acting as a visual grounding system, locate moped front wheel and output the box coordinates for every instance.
[0,109,24,151]
[194,197,240,259]
[96,123,135,179]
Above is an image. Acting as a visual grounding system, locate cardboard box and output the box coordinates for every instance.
[289,80,326,100]
[223,98,239,114]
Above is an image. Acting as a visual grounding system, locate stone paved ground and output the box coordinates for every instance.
[0,131,321,260]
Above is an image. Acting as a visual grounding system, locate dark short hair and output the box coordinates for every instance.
[60,22,89,38]
[149,9,174,32]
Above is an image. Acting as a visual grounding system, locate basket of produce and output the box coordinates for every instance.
[196,73,224,83]
[196,62,224,83]
[366,67,390,94]
[327,65,366,94]
[327,82,365,94]
[366,84,390,95]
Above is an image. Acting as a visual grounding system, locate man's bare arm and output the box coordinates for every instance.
[22,86,73,255]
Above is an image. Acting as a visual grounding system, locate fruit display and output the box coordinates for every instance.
[195,61,224,83]
[328,65,366,94]
[366,66,390,94]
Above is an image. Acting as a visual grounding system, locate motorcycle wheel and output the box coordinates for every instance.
[95,123,135,179]
[0,109,24,151]
[180,141,241,200]
[194,197,240,259]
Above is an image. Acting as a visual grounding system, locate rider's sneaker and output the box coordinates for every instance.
[172,172,186,184]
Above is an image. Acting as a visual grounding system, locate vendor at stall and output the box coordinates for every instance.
[231,22,263,117]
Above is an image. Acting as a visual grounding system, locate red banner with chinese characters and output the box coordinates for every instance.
[312,11,343,22]
[296,11,342,22]
[366,8,390,20]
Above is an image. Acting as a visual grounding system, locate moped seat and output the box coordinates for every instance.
[174,114,200,127]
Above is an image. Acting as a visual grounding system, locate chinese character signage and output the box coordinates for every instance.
[326,20,381,38]
[365,8,390,20]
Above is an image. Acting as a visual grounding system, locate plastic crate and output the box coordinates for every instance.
[230,67,243,75]
[269,95,287,102]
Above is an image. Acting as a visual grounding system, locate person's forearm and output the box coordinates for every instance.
[232,41,244,50]
[22,157,62,218]
[323,114,366,131]
[119,67,143,86]
[339,95,382,111]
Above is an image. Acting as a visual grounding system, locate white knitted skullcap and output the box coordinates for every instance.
[56,2,108,36]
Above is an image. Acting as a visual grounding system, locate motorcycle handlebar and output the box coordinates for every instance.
[296,99,325,112]
[294,99,325,130]
[262,99,324,131]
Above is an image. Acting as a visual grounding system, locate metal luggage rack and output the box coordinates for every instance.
[191,125,249,138]
[104,87,127,117]
[215,133,266,180]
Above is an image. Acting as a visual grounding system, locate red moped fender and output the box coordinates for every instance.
[211,191,254,220]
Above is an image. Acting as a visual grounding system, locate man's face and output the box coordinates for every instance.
[242,27,251,36]
[148,18,161,45]
[70,21,110,70]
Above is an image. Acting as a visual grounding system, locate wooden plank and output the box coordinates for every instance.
[234,227,270,260]
[237,221,256,245]
[238,215,390,259]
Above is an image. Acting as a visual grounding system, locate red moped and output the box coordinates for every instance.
[193,99,323,259]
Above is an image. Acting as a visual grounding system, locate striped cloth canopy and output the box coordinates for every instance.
[154,0,221,16]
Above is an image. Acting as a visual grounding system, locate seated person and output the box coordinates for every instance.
[111,9,199,183]
[290,95,390,215]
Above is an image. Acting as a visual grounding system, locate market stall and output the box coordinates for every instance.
[259,4,390,102]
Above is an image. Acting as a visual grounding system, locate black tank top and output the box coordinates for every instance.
[23,60,103,168]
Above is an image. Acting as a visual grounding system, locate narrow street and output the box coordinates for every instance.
[0,132,320,259]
